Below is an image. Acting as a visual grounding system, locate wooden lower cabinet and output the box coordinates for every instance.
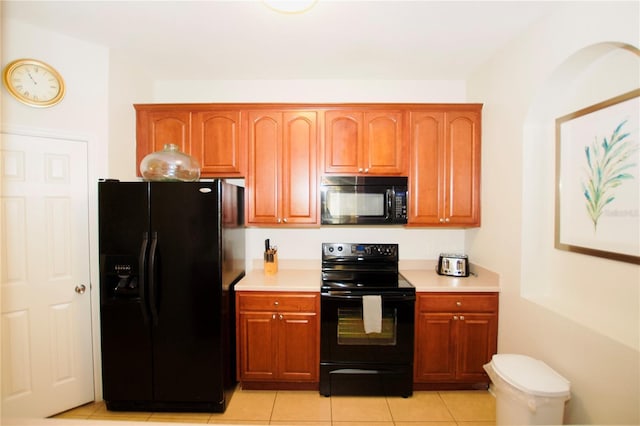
[413,292,498,390]
[236,292,320,390]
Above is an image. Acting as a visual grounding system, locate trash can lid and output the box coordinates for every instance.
[491,354,570,398]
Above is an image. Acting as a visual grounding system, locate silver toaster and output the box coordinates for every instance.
[437,253,469,277]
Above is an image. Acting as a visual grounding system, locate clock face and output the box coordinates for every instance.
[2,59,65,107]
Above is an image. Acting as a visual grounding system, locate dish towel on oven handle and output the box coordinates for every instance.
[362,295,382,334]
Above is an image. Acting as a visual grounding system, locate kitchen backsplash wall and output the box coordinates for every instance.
[245,226,465,272]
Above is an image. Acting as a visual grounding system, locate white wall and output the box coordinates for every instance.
[1,17,110,401]
[467,2,639,424]
[107,50,155,180]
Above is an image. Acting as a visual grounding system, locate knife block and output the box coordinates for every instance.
[264,251,278,275]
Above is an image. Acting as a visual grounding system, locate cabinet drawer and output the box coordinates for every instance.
[417,293,498,313]
[238,292,319,312]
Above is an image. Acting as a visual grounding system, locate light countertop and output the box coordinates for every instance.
[235,259,499,293]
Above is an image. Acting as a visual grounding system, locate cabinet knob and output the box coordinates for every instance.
[272,314,276,320]
[283,218,288,223]
[460,315,465,321]
[279,314,283,320]
[364,168,369,173]
[277,218,282,223]
[274,301,279,306]
[358,168,364,172]
[456,301,462,307]
[439,218,445,223]
[445,217,450,223]
[453,316,459,320]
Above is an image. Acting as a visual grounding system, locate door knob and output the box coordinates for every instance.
[75,284,87,294]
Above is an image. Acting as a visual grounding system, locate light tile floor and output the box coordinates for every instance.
[52,387,496,425]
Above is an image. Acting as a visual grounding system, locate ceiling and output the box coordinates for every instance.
[3,0,572,81]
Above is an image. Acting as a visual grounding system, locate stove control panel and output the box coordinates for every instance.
[322,243,398,260]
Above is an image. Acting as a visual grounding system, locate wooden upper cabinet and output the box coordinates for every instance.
[324,110,406,175]
[281,111,318,225]
[246,110,318,226]
[134,103,481,228]
[408,107,481,227]
[136,109,191,176]
[135,105,245,178]
[191,110,245,177]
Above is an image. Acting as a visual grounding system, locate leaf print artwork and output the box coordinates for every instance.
[582,119,638,231]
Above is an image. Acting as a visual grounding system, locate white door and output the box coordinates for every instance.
[0,132,94,418]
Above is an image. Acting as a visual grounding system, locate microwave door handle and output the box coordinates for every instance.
[385,189,393,220]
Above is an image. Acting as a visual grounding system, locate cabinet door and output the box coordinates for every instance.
[324,110,362,174]
[238,312,277,381]
[414,312,457,382]
[247,111,281,224]
[408,111,444,224]
[136,110,191,176]
[324,110,406,175]
[191,111,244,177]
[408,109,480,226]
[281,112,318,225]
[455,313,497,382]
[246,111,319,226]
[278,312,319,382]
[444,111,481,226]
[364,111,406,175]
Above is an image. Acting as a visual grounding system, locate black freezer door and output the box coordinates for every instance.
[99,181,153,402]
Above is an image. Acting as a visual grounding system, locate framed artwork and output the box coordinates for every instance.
[555,89,640,265]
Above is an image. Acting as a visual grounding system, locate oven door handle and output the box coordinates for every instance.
[322,291,415,301]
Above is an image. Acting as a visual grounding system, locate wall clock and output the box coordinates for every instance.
[2,58,65,107]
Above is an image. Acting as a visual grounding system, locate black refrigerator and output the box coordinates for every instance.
[98,180,245,412]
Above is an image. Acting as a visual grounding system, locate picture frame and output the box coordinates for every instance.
[555,89,640,265]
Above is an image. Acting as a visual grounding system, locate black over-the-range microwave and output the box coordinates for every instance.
[320,176,408,225]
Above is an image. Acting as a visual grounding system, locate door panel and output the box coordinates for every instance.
[279,313,318,381]
[409,112,443,223]
[282,112,317,223]
[150,182,222,402]
[414,313,456,382]
[240,313,277,380]
[98,181,153,403]
[364,111,404,173]
[192,111,244,176]
[445,111,480,224]
[456,314,496,381]
[324,111,362,173]
[1,133,93,417]
[247,112,280,223]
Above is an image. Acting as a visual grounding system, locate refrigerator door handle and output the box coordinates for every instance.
[138,232,151,324]
[148,231,160,325]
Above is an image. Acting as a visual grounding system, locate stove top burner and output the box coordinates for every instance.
[321,242,414,294]
[321,273,415,293]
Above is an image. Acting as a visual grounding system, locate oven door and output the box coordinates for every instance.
[320,291,415,365]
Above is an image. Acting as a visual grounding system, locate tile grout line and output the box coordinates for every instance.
[438,391,459,425]
[269,390,278,424]
[384,396,395,425]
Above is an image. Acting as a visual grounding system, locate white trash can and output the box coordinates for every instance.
[484,354,571,425]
